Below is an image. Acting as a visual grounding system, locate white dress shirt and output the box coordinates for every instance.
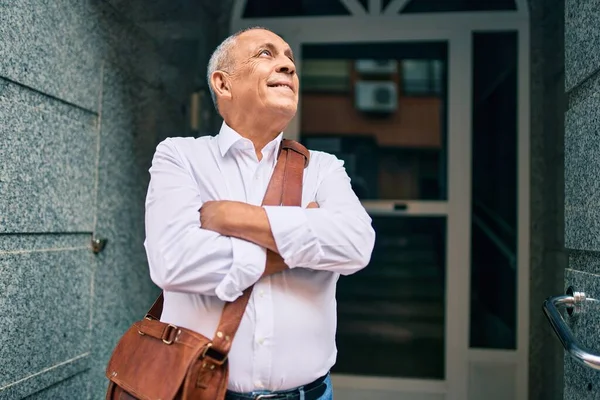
[143,122,375,392]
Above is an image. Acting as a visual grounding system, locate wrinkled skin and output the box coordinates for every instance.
[210,29,299,153]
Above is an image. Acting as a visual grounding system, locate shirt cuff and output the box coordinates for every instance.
[263,206,323,268]
[215,238,266,302]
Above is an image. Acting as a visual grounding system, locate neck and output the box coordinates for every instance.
[224,110,290,157]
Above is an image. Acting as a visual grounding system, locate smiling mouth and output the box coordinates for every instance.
[267,83,294,92]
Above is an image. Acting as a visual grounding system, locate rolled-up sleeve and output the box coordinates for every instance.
[215,239,266,301]
[144,139,265,301]
[263,154,375,275]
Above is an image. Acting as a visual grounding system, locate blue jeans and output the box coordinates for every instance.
[320,374,333,399]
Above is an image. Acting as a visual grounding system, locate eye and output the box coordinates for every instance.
[259,49,272,57]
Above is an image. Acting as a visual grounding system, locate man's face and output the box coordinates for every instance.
[227,29,299,118]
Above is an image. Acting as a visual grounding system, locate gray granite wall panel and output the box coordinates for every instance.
[0,1,101,111]
[86,1,184,101]
[569,250,600,275]
[23,371,90,400]
[1,0,195,398]
[0,233,89,253]
[565,0,600,91]
[0,79,98,233]
[87,65,165,398]
[0,243,93,397]
[564,1,600,395]
[0,79,94,123]
[564,79,600,257]
[105,0,198,22]
[0,1,183,112]
[563,268,600,400]
[0,355,89,400]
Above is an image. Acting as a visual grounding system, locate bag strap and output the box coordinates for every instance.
[145,139,310,356]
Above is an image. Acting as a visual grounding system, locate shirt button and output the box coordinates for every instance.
[255,380,263,388]
[259,290,265,297]
[257,337,265,345]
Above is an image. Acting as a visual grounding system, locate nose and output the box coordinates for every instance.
[276,57,296,75]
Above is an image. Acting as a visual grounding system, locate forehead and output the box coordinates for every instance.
[236,29,290,53]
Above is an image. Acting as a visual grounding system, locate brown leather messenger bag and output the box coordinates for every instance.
[105,139,310,400]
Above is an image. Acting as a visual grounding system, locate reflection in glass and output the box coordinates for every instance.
[469,32,518,349]
[334,216,446,379]
[300,42,448,380]
[402,60,443,96]
[301,60,351,93]
[300,42,448,201]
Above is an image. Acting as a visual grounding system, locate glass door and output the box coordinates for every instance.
[297,41,459,399]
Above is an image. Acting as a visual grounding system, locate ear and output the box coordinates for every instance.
[210,71,233,103]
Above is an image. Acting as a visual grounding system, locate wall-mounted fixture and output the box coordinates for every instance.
[354,81,398,113]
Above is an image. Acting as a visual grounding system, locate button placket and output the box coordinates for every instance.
[252,280,273,390]
[249,140,279,390]
[250,162,268,205]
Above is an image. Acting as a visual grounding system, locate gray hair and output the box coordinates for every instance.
[206,26,272,111]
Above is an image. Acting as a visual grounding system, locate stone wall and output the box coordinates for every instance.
[563,1,600,399]
[0,1,208,398]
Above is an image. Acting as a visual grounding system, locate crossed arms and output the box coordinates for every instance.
[144,140,376,302]
[199,200,319,277]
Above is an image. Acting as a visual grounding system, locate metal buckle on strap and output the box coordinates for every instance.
[201,343,228,366]
[255,395,283,400]
[162,324,178,345]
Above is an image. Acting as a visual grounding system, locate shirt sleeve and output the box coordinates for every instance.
[144,139,266,302]
[263,154,375,275]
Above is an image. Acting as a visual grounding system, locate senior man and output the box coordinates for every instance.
[143,27,375,400]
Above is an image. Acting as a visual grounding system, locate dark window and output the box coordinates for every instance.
[301,60,351,93]
[469,31,518,350]
[401,0,516,13]
[334,216,447,379]
[401,60,443,96]
[243,0,351,18]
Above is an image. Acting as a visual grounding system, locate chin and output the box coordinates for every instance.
[268,101,297,118]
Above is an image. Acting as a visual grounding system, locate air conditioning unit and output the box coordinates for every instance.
[355,81,397,113]
[355,60,397,75]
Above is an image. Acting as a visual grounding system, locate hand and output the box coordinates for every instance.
[199,200,246,235]
[262,250,288,278]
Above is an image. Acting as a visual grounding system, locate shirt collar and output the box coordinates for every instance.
[217,122,283,159]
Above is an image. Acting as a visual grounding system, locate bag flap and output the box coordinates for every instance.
[106,319,210,400]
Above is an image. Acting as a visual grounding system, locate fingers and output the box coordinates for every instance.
[306,202,319,209]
